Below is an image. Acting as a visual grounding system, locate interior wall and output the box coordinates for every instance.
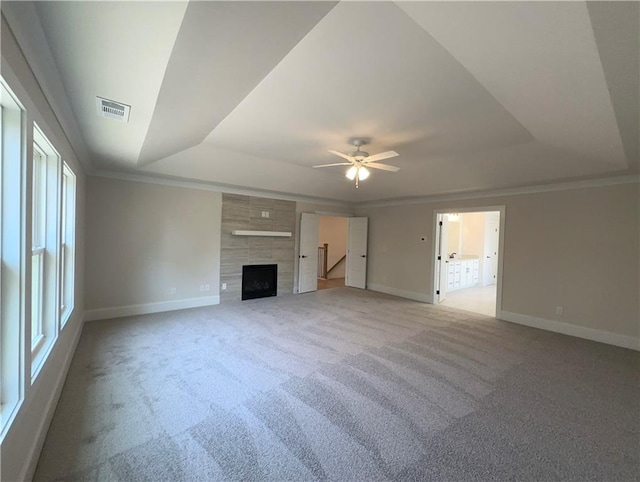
[355,182,640,344]
[460,212,485,257]
[446,220,461,255]
[318,216,348,279]
[460,212,487,283]
[84,177,222,313]
[1,15,86,482]
[219,193,296,302]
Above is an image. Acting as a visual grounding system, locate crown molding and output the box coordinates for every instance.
[1,6,92,172]
[355,174,639,208]
[87,168,355,208]
[89,168,638,210]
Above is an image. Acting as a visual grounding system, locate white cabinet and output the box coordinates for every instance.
[446,257,479,291]
[473,260,479,285]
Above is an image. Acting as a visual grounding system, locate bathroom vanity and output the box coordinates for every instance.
[446,256,479,291]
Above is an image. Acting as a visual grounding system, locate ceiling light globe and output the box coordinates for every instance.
[358,166,370,180]
[346,166,357,180]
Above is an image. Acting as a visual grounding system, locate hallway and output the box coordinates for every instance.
[317,277,345,290]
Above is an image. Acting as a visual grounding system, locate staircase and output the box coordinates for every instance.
[317,243,346,280]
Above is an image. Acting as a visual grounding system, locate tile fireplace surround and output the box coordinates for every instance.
[220,194,296,302]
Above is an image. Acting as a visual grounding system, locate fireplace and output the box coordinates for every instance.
[242,264,277,300]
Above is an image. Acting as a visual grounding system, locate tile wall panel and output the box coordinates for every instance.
[220,194,296,302]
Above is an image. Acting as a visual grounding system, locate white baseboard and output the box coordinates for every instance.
[500,311,640,351]
[21,313,84,481]
[367,283,433,303]
[84,295,220,322]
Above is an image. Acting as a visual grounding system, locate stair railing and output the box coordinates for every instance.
[317,243,328,279]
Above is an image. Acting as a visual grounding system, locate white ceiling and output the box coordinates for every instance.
[8,1,639,202]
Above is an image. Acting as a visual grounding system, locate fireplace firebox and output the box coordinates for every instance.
[242,264,277,300]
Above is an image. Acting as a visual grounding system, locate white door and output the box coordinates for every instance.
[345,217,368,289]
[436,214,449,302]
[484,219,499,286]
[298,213,319,293]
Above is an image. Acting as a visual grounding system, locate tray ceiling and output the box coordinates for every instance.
[9,1,637,202]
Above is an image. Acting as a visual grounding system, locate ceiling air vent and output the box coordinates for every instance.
[96,96,130,123]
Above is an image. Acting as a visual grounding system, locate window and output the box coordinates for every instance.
[30,124,62,380]
[0,78,77,439]
[31,145,46,350]
[1,78,26,438]
[60,163,76,326]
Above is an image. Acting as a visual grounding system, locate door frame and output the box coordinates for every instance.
[431,205,506,318]
[435,213,449,303]
[294,212,359,293]
[297,213,319,293]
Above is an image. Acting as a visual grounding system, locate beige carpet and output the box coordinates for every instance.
[34,288,639,481]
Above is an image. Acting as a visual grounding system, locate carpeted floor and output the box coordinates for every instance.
[34,288,639,481]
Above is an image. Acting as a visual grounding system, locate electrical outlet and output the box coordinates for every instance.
[170,287,176,295]
[555,306,563,315]
[222,283,227,290]
[205,284,210,291]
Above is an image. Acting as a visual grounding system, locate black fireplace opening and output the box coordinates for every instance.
[242,264,277,300]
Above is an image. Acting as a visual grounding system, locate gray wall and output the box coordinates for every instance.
[220,194,296,302]
[85,177,222,311]
[356,182,640,341]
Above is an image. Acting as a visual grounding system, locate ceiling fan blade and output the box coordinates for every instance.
[365,162,400,172]
[313,162,352,168]
[328,150,354,161]
[362,150,399,163]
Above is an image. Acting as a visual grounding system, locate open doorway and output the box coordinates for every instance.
[317,216,348,290]
[298,214,368,293]
[433,208,505,317]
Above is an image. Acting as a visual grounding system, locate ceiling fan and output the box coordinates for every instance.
[313,139,399,188]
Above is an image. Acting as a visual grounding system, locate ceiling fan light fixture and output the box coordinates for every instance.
[350,151,369,160]
[320,140,399,188]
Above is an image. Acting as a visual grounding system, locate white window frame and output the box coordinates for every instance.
[0,74,78,440]
[31,145,46,353]
[30,124,61,381]
[60,162,76,327]
[1,78,26,440]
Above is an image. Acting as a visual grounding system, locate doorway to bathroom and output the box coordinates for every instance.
[432,207,505,317]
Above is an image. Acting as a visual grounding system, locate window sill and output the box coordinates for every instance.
[31,334,56,384]
[0,398,23,443]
